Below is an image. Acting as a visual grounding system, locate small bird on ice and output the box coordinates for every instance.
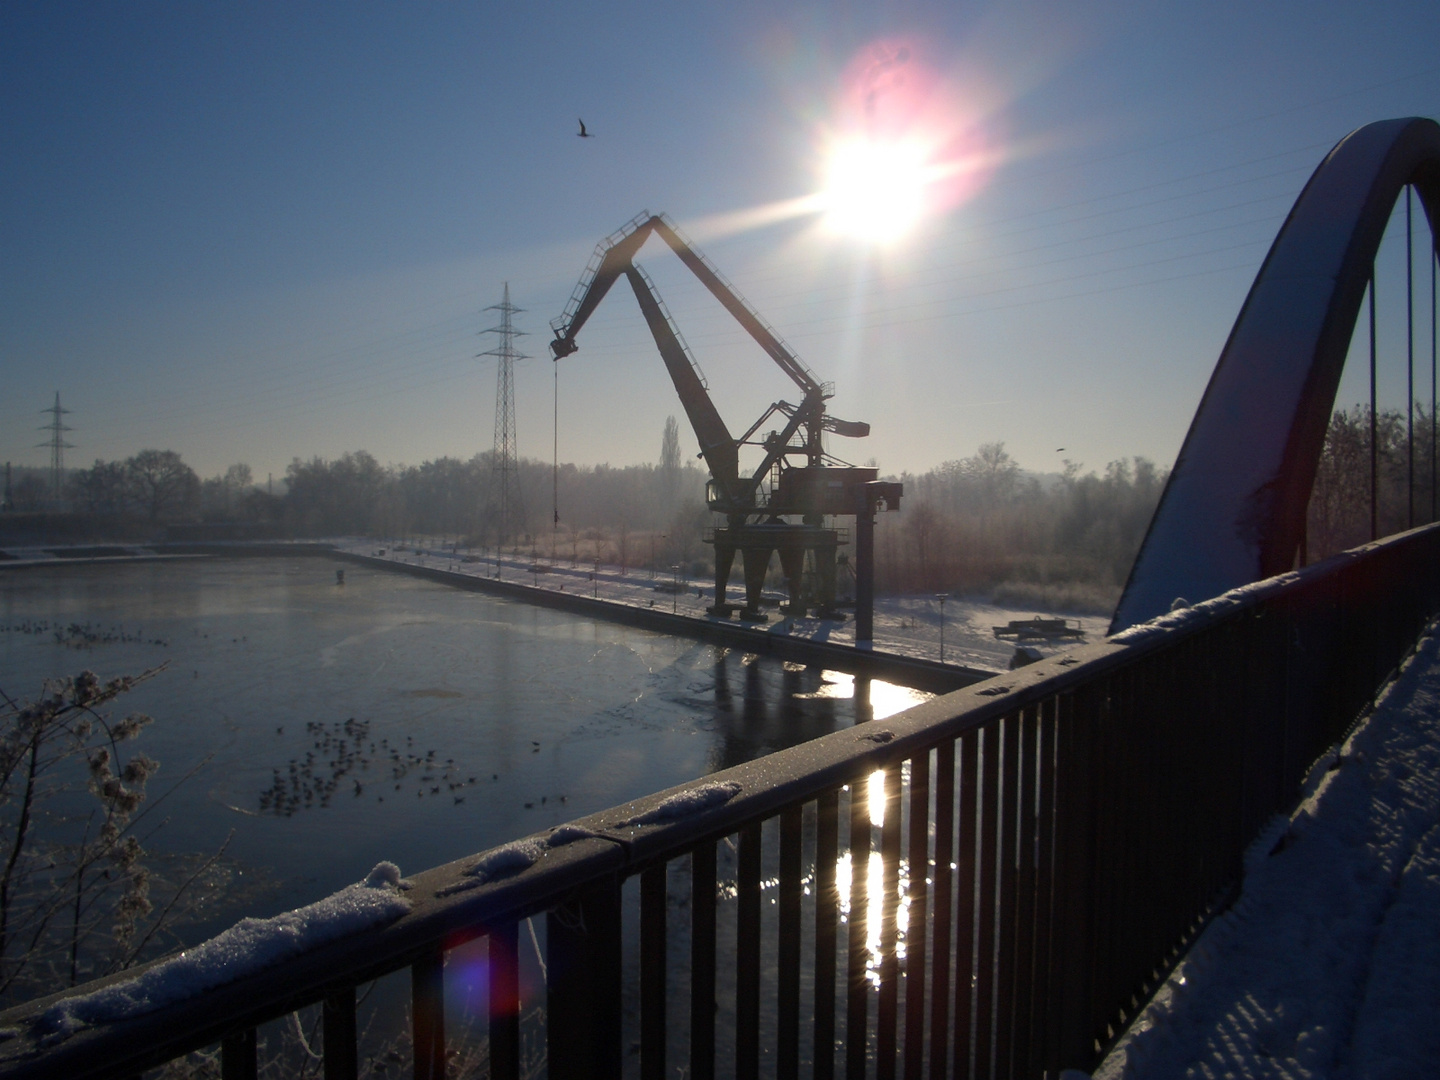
[577,118,594,138]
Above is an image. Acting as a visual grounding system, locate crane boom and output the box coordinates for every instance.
[549,211,869,515]
[548,210,901,631]
[622,266,742,502]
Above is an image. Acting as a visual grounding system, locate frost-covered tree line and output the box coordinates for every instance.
[872,444,1168,611]
[279,447,710,545]
[1306,404,1440,560]
[874,405,1440,611]
[18,407,1437,602]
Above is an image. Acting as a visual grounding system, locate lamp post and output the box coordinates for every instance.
[671,564,681,614]
[936,593,949,663]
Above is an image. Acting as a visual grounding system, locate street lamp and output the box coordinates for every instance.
[935,593,949,663]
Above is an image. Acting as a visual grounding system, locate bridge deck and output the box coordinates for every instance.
[1098,618,1440,1079]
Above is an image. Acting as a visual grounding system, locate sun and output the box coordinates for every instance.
[820,137,932,244]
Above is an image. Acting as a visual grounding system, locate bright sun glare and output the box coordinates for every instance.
[821,138,932,244]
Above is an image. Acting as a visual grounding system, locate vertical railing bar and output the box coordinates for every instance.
[736,823,764,1080]
[1027,698,1058,1078]
[847,774,873,1080]
[991,713,1021,1072]
[877,764,903,1080]
[904,751,931,1080]
[323,986,359,1080]
[779,805,805,1080]
[1078,683,1108,1065]
[1408,184,1415,529]
[1105,670,1129,1037]
[1008,707,1039,1079]
[951,730,978,1080]
[972,722,1001,1079]
[928,741,956,1080]
[412,950,446,1080]
[815,790,841,1080]
[1088,674,1121,1046]
[1371,268,1379,542]
[641,865,669,1080]
[489,924,521,1080]
[1129,663,1155,1020]
[221,1026,258,1080]
[691,844,718,1080]
[1045,694,1075,1071]
[548,879,623,1080]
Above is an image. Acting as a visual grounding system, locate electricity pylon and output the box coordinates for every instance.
[36,392,74,503]
[479,283,527,546]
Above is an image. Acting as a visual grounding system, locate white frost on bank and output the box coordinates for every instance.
[616,780,742,827]
[38,863,411,1036]
[1096,624,1440,1080]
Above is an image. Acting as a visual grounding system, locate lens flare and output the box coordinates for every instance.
[816,37,997,245]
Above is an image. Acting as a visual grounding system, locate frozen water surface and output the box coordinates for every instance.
[0,557,931,918]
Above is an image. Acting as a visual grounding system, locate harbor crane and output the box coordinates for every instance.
[550,212,901,637]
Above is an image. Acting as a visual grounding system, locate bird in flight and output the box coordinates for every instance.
[577,118,594,138]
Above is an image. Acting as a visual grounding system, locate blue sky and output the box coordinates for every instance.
[3,1,1438,485]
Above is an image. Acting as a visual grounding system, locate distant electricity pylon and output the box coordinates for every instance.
[36,392,74,502]
[479,283,527,546]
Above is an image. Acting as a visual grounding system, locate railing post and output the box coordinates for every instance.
[814,791,841,1080]
[1048,687,1098,1073]
[323,987,358,1080]
[692,843,719,1080]
[847,773,873,1080]
[412,950,446,1080]
[221,1027,257,1080]
[490,923,521,1080]
[736,822,764,1080]
[548,876,623,1080]
[641,867,668,1080]
[778,805,804,1080]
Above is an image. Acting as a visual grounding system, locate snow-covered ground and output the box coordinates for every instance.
[337,540,1112,674]
[1095,621,1440,1080]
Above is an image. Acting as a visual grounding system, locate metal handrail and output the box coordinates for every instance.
[5,522,1439,1080]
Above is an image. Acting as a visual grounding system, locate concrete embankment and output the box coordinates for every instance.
[323,549,994,694]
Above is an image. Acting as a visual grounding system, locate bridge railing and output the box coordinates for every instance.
[4,523,1440,1080]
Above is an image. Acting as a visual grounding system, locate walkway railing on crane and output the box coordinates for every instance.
[4,522,1440,1080]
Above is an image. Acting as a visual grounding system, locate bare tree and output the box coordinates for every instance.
[126,450,199,523]
[69,461,129,515]
[0,667,231,1004]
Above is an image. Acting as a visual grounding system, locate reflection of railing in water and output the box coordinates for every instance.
[6,522,1440,1080]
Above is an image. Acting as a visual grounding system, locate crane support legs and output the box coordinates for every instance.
[706,524,843,622]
